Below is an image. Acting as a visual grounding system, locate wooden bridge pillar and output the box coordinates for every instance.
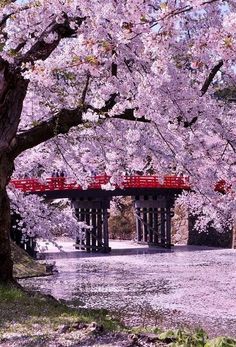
[72,198,111,253]
[134,195,174,248]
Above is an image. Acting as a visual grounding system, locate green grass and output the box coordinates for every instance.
[0,284,122,345]
[129,327,236,347]
[0,283,25,301]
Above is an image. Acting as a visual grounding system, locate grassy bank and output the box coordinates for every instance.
[0,284,122,346]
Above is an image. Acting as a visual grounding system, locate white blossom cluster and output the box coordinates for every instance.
[8,186,83,240]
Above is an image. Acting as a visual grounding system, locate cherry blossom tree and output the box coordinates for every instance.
[0,0,236,282]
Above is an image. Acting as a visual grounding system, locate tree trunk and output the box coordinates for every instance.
[0,187,13,282]
[0,153,14,283]
[0,59,28,283]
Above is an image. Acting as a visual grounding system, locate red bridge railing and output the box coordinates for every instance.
[10,175,190,193]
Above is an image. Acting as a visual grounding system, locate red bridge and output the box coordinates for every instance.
[10,175,230,255]
[10,175,191,252]
[10,175,190,195]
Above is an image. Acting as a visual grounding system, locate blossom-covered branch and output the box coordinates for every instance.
[16,15,86,65]
[12,107,84,157]
[12,105,151,157]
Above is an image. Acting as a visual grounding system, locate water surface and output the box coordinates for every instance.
[20,240,236,337]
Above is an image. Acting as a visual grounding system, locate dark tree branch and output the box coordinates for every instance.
[0,13,12,28]
[150,0,220,33]
[201,60,223,96]
[0,4,30,29]
[177,115,198,128]
[15,14,86,65]
[110,109,150,123]
[87,92,150,123]
[12,104,149,157]
[12,107,84,157]
[87,94,150,123]
[81,74,90,105]
[111,62,117,76]
[91,93,117,113]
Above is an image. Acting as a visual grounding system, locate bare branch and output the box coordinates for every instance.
[110,109,150,123]
[151,0,220,28]
[81,74,90,105]
[201,60,223,96]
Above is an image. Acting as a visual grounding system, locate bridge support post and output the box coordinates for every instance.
[72,198,111,253]
[136,207,142,242]
[153,208,158,244]
[134,195,174,248]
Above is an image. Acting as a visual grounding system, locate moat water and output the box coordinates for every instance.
[19,240,236,337]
